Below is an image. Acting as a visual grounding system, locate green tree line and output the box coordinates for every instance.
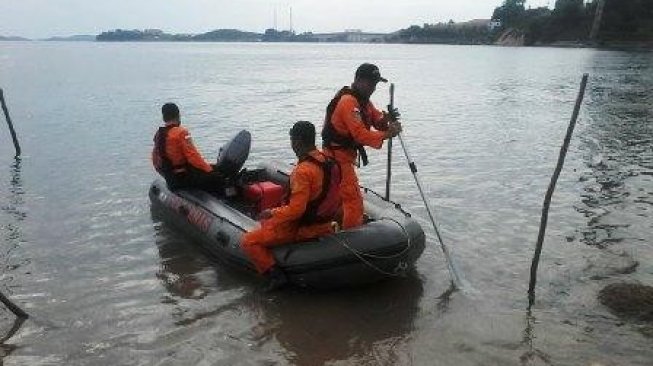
[493,0,653,45]
[386,21,495,45]
[388,0,651,46]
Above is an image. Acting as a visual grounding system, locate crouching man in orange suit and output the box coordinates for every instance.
[241,121,342,290]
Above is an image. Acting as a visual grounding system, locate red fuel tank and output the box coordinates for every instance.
[242,181,285,213]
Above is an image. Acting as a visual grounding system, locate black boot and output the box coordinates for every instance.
[265,266,288,292]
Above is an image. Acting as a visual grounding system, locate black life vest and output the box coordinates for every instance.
[299,154,342,225]
[152,125,187,179]
[322,86,373,166]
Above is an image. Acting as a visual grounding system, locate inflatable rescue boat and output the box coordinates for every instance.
[149,131,425,288]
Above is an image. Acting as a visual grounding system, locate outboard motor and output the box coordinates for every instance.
[216,130,251,196]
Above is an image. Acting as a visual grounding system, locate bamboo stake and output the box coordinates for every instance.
[0,290,28,319]
[528,74,589,309]
[589,0,606,41]
[0,88,21,157]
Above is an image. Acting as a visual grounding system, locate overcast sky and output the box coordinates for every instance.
[1,0,553,39]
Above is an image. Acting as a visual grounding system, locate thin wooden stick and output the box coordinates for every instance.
[528,74,589,309]
[0,88,21,157]
[0,290,28,319]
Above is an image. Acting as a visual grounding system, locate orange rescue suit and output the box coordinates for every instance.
[151,123,213,174]
[323,92,387,229]
[241,150,336,274]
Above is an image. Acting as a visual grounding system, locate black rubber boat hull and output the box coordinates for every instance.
[149,162,425,289]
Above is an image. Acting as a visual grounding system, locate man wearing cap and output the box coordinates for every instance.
[241,121,342,289]
[322,63,402,229]
[152,102,225,192]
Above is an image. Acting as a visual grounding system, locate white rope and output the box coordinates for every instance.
[330,217,413,277]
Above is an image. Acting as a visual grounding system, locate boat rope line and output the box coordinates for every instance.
[360,217,413,259]
[361,186,412,217]
[169,188,415,278]
[330,217,413,277]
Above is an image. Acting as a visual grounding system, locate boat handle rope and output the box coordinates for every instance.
[173,188,414,272]
[361,186,412,218]
[329,217,413,277]
[359,217,413,259]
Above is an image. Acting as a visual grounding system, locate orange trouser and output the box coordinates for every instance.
[241,221,333,274]
[336,160,364,229]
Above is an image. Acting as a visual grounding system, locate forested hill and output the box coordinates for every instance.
[96,29,261,42]
[493,0,653,46]
[389,0,652,47]
[0,35,30,41]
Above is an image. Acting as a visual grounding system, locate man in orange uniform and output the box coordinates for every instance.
[152,103,224,192]
[322,63,402,229]
[241,121,341,289]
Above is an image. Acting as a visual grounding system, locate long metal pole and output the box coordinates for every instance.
[0,88,21,157]
[397,132,464,289]
[385,84,395,200]
[528,74,589,309]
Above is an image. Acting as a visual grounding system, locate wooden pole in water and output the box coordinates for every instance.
[0,290,28,319]
[589,0,606,42]
[528,74,589,309]
[0,88,21,157]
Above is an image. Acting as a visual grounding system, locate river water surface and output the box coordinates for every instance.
[0,42,651,365]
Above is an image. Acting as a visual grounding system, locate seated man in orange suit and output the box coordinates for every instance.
[152,102,224,192]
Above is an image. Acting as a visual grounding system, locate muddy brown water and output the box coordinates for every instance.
[0,43,651,365]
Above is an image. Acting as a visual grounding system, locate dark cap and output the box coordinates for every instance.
[161,103,180,122]
[355,63,388,83]
[289,121,316,145]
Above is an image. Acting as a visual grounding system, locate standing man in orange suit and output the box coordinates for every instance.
[322,63,402,229]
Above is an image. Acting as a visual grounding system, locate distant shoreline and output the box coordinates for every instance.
[2,26,651,51]
[4,1,652,50]
[2,38,651,51]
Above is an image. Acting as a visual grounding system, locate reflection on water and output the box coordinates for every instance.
[576,52,653,248]
[1,158,26,356]
[155,223,210,301]
[153,221,423,366]
[0,317,25,345]
[518,312,550,366]
[267,277,422,366]
[1,158,26,272]
[1,157,26,287]
[151,208,253,299]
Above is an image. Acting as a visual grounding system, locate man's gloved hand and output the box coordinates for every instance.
[387,106,401,122]
[385,121,402,139]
